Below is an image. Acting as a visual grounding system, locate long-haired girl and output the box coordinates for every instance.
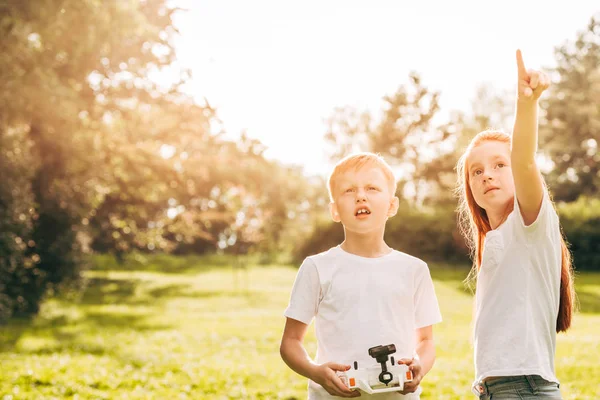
[456,50,575,399]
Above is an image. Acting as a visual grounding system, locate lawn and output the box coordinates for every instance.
[0,254,598,399]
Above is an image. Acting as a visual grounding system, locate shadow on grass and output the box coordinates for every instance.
[0,316,34,352]
[81,277,248,303]
[77,277,141,305]
[0,276,178,354]
[0,307,172,355]
[77,276,195,306]
[0,270,266,354]
[91,253,258,275]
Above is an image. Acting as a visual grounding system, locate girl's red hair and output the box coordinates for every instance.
[456,130,574,333]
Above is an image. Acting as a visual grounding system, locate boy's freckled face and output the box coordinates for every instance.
[331,167,397,233]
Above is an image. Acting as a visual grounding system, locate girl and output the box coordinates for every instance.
[456,50,575,399]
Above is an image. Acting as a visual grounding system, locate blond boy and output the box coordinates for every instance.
[280,152,442,399]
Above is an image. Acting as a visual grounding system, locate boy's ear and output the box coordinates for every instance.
[329,202,341,223]
[387,196,400,217]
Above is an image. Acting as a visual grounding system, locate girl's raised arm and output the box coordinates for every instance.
[511,49,550,226]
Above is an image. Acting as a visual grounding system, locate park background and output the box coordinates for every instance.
[0,1,599,399]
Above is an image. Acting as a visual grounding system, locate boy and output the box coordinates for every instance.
[280,152,442,399]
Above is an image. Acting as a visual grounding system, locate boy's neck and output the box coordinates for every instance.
[340,233,391,258]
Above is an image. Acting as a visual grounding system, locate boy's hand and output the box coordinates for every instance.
[397,357,423,395]
[516,49,550,102]
[311,362,361,398]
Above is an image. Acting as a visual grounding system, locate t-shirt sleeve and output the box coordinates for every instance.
[283,258,321,325]
[514,189,558,238]
[413,262,443,329]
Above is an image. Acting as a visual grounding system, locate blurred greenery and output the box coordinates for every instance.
[1,3,598,399]
[0,0,327,320]
[0,0,598,326]
[0,255,597,399]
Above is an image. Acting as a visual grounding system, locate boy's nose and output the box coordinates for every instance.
[355,191,367,202]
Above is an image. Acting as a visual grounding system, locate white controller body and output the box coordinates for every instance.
[336,363,413,394]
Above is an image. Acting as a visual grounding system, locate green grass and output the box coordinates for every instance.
[0,255,598,399]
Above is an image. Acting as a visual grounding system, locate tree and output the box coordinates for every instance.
[325,72,452,204]
[422,83,515,205]
[541,14,600,201]
[0,0,193,318]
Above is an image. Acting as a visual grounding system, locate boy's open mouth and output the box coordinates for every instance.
[355,207,371,216]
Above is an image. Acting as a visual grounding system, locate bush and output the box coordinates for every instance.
[0,131,36,322]
[385,204,469,264]
[294,198,600,272]
[557,197,600,271]
[293,203,469,265]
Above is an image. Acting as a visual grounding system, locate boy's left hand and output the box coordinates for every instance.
[396,357,422,395]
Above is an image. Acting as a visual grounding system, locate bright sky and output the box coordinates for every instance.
[173,1,599,177]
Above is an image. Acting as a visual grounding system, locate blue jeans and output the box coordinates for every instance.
[474,375,562,399]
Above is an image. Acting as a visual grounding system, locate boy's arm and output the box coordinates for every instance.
[280,317,360,398]
[511,49,549,226]
[398,325,435,395]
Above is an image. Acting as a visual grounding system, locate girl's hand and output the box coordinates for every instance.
[516,49,550,101]
[311,362,361,398]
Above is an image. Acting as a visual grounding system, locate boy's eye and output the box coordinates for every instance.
[368,187,378,191]
[345,188,355,193]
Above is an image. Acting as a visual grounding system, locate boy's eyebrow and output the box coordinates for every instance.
[336,181,353,190]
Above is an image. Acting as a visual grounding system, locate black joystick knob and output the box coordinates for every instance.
[367,344,397,386]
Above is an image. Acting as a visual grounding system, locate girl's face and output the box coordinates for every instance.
[466,140,515,212]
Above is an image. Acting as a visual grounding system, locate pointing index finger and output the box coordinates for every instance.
[516,49,527,77]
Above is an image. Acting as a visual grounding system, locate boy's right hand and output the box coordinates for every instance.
[311,362,361,398]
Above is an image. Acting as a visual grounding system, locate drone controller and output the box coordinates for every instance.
[336,344,413,394]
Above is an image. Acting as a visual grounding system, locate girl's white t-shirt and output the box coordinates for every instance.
[284,246,442,400]
[473,192,562,389]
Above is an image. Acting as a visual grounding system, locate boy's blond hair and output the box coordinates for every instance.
[327,152,397,202]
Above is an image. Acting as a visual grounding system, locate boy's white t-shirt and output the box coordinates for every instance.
[284,246,442,400]
[473,192,562,389]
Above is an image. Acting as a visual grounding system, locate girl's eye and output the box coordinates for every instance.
[497,163,505,168]
[474,170,483,176]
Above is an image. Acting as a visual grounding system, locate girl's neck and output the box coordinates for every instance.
[488,211,505,230]
[340,231,391,258]
[486,200,513,230]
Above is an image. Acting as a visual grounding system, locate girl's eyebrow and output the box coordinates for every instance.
[469,155,508,172]
[469,162,482,172]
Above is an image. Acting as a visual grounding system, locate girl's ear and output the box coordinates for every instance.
[329,202,341,223]
[388,196,400,217]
